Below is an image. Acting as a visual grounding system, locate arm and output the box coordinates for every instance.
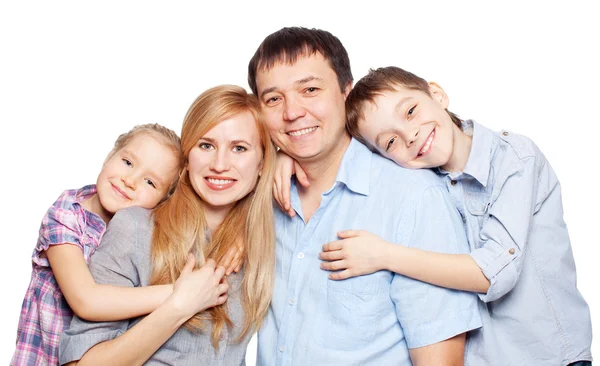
[409,333,465,366]
[273,150,309,217]
[320,230,490,293]
[47,244,172,321]
[70,256,228,366]
[59,209,228,365]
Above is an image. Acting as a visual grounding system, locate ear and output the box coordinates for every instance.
[428,82,449,109]
[343,82,353,100]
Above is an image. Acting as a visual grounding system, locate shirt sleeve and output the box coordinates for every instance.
[391,185,482,349]
[35,204,84,266]
[469,155,550,302]
[59,208,141,364]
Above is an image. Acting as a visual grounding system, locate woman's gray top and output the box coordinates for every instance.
[59,206,250,365]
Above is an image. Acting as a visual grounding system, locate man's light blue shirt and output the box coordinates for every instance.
[258,138,481,365]
[439,120,592,365]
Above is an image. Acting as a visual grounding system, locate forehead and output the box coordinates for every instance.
[203,111,260,142]
[255,53,337,92]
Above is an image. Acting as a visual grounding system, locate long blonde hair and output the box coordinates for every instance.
[150,85,276,347]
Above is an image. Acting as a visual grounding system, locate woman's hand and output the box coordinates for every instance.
[221,240,245,275]
[169,254,229,320]
[273,151,309,217]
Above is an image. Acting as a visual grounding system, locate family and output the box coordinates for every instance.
[12,27,593,365]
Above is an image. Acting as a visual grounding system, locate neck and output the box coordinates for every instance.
[204,204,232,232]
[81,193,112,224]
[441,124,472,172]
[298,133,352,193]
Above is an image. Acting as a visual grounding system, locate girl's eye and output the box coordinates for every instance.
[407,105,416,117]
[122,158,132,167]
[199,143,214,150]
[233,146,247,153]
[145,179,156,188]
[386,137,397,152]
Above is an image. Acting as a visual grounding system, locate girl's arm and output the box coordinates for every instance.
[47,244,172,321]
[319,230,490,293]
[66,256,228,366]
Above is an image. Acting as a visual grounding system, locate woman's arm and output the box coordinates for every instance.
[47,244,172,321]
[70,256,228,366]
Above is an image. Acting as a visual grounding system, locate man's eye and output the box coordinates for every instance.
[386,137,397,152]
[233,146,247,153]
[122,158,132,167]
[199,143,214,150]
[305,87,318,93]
[266,96,280,105]
[145,179,156,188]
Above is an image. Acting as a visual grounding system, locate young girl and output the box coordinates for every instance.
[274,67,593,365]
[12,123,242,366]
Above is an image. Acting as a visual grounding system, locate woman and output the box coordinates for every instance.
[59,85,276,365]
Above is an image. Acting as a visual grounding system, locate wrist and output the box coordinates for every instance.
[162,294,196,326]
[381,241,402,272]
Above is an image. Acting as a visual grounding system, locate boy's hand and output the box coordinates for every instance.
[221,239,245,275]
[319,230,390,280]
[274,151,309,217]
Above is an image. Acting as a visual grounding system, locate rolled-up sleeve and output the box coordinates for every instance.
[392,185,481,348]
[59,209,140,364]
[469,156,546,302]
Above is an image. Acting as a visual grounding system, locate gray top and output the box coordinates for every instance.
[59,206,249,366]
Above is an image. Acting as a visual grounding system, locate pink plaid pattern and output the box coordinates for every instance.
[12,186,105,366]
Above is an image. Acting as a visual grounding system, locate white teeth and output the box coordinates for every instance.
[288,127,317,137]
[207,178,234,185]
[419,130,435,155]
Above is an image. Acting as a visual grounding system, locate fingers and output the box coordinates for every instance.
[319,249,344,261]
[222,247,236,275]
[181,253,196,273]
[337,230,362,239]
[329,270,352,281]
[213,264,226,281]
[322,241,343,252]
[216,293,228,305]
[204,258,217,269]
[320,260,347,272]
[294,161,310,188]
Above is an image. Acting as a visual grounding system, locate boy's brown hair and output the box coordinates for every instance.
[346,66,462,150]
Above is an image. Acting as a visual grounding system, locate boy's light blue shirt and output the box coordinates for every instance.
[257,138,481,366]
[439,120,592,365]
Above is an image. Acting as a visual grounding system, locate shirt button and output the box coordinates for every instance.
[450,180,457,186]
[297,252,304,259]
[279,345,286,353]
[508,248,515,255]
[288,298,295,305]
[502,131,509,136]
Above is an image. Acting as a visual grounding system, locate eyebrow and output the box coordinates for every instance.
[200,137,253,147]
[259,76,323,99]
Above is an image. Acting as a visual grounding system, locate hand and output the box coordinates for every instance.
[273,150,309,217]
[319,230,391,280]
[221,239,245,275]
[170,255,229,320]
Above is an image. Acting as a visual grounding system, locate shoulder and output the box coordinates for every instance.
[109,206,153,233]
[370,153,445,192]
[496,130,545,162]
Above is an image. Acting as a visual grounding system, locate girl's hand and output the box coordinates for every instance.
[319,230,391,280]
[170,254,229,319]
[221,240,245,275]
[274,150,309,217]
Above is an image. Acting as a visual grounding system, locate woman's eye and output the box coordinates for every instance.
[233,146,247,153]
[145,179,156,188]
[199,143,214,150]
[386,137,397,152]
[122,158,132,167]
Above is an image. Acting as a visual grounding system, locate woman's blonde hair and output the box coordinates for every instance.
[150,85,276,348]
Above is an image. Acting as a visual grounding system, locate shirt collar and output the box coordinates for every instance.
[460,119,496,187]
[335,138,371,196]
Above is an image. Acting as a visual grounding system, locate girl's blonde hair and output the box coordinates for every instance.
[150,85,276,348]
[107,123,183,199]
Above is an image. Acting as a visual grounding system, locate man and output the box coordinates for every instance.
[248,27,481,365]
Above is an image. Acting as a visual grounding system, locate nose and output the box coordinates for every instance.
[401,128,419,148]
[283,97,306,122]
[122,174,136,189]
[210,149,231,172]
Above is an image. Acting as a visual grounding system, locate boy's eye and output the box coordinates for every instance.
[122,158,132,167]
[199,143,214,150]
[145,179,156,188]
[407,105,416,117]
[233,146,247,153]
[386,136,397,152]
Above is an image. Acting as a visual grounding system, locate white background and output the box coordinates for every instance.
[1,1,597,364]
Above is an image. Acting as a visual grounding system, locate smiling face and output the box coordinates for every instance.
[255,53,350,163]
[358,83,458,169]
[187,111,264,216]
[96,133,179,214]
